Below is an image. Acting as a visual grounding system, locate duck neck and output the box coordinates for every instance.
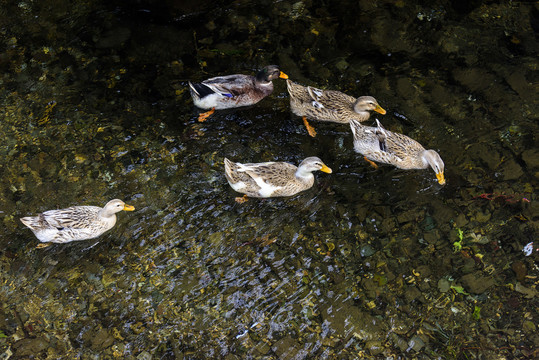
[295,168,314,182]
[354,109,371,121]
[420,150,433,169]
[99,208,117,219]
[255,70,271,84]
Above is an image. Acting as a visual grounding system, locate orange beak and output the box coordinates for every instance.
[320,164,332,174]
[436,172,446,185]
[374,104,386,115]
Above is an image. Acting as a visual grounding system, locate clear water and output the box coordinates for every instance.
[0,0,537,358]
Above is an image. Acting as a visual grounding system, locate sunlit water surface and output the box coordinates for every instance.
[0,0,537,358]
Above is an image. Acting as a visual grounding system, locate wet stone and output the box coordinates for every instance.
[423,229,441,244]
[365,340,384,356]
[379,216,395,233]
[468,144,501,170]
[91,328,114,350]
[396,78,416,99]
[14,337,49,357]
[271,336,301,360]
[460,258,476,274]
[407,335,426,352]
[137,351,152,360]
[522,320,536,334]
[454,213,468,228]
[321,336,340,348]
[360,244,375,257]
[499,158,524,181]
[522,149,539,169]
[389,333,408,352]
[452,68,496,93]
[404,285,424,303]
[397,209,422,224]
[415,265,431,278]
[252,340,271,356]
[511,261,527,282]
[460,272,495,294]
[505,69,535,102]
[474,209,491,223]
[438,278,451,293]
[361,277,379,298]
[320,301,382,342]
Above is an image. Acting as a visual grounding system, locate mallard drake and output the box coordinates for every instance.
[20,199,135,246]
[350,119,445,185]
[286,79,386,137]
[189,65,288,121]
[224,157,332,200]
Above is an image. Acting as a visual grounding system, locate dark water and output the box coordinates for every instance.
[0,0,537,358]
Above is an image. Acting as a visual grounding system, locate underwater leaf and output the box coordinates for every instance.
[472,306,481,320]
[450,285,468,295]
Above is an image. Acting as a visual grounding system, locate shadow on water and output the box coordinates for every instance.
[0,0,537,358]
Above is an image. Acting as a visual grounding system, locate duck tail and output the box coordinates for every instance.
[20,216,38,229]
[224,158,233,172]
[189,82,217,100]
[349,119,363,137]
[224,158,240,176]
[188,81,199,97]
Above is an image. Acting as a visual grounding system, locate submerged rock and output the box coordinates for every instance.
[499,158,524,181]
[320,301,383,342]
[271,336,301,360]
[460,273,495,294]
[14,337,49,357]
[511,261,527,282]
[522,149,539,169]
[365,340,384,355]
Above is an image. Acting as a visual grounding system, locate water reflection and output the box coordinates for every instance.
[1,0,537,358]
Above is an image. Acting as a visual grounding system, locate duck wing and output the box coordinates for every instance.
[198,74,254,98]
[41,207,99,229]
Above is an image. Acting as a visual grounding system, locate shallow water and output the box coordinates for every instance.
[0,0,537,359]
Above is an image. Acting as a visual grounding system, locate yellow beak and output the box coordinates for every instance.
[279,71,289,79]
[123,204,135,211]
[436,172,446,185]
[320,164,332,174]
[374,104,386,115]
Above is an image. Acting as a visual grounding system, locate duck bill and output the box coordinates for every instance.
[123,204,136,211]
[320,164,332,174]
[279,71,289,79]
[436,172,446,185]
[374,105,386,115]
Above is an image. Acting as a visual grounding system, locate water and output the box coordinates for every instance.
[0,0,537,358]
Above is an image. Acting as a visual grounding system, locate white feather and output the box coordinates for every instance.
[311,101,324,109]
[229,181,247,192]
[192,93,230,110]
[252,178,282,197]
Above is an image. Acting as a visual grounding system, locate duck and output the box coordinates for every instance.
[20,199,135,247]
[189,65,288,122]
[349,119,445,185]
[224,157,332,201]
[286,79,386,137]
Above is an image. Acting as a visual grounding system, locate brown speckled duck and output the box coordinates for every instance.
[189,65,288,122]
[286,79,386,137]
[20,199,135,247]
[350,119,445,185]
[224,157,332,201]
